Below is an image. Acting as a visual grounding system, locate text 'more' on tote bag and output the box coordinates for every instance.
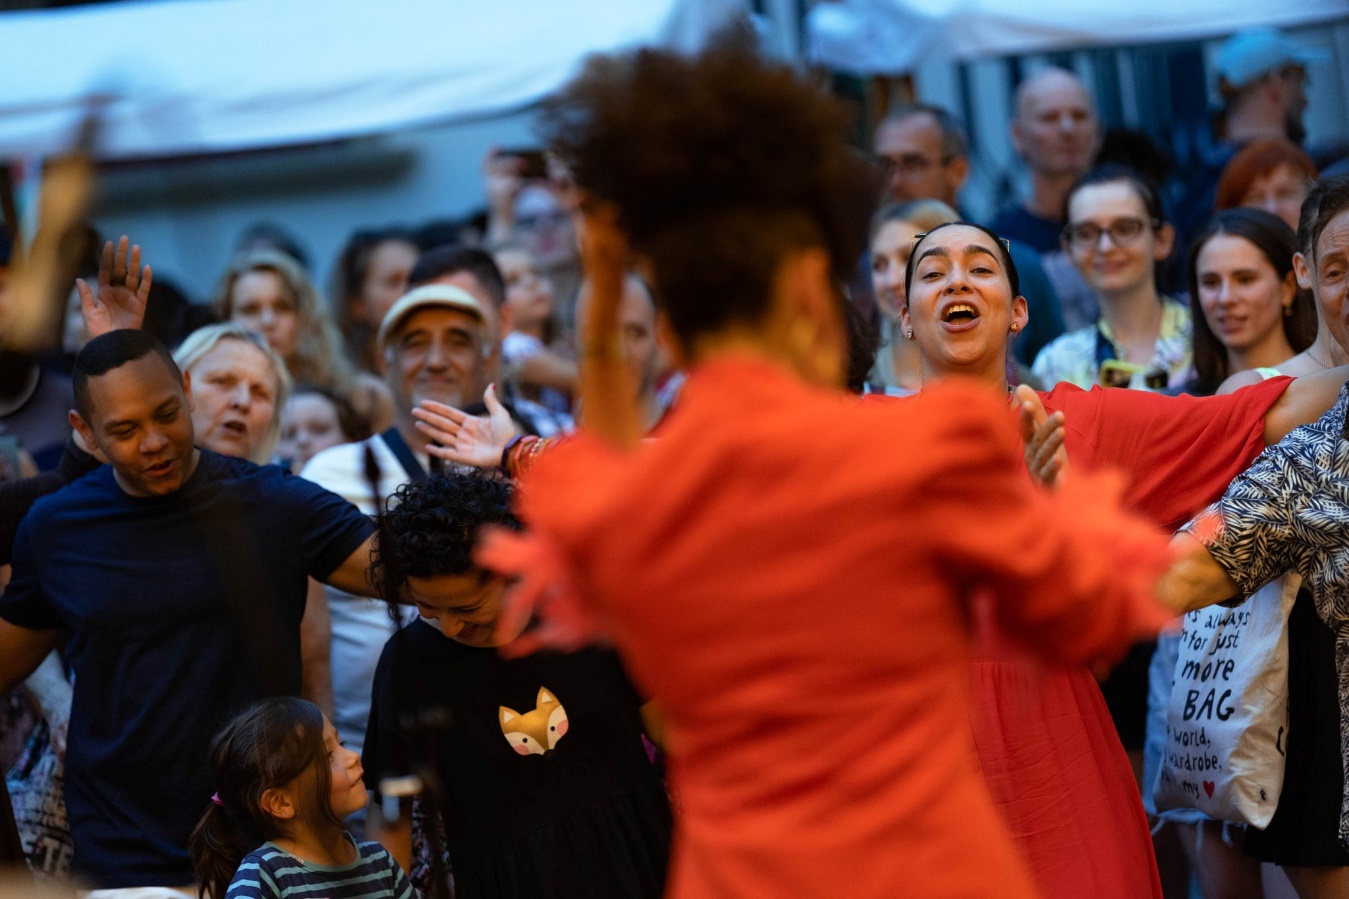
[1154,575,1298,828]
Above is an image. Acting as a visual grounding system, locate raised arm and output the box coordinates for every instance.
[76,235,152,337]
[926,388,1173,666]
[1162,418,1336,615]
[575,202,642,449]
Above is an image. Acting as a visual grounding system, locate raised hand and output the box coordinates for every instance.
[484,148,526,244]
[412,384,520,469]
[575,201,642,448]
[76,235,151,337]
[1015,384,1068,489]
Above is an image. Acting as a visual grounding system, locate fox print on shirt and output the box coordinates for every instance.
[499,687,569,755]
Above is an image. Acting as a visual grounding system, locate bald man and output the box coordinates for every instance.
[992,68,1102,255]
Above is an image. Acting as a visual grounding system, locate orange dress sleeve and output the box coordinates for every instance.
[904,384,1175,667]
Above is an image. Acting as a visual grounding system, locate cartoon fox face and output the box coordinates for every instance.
[499,687,569,756]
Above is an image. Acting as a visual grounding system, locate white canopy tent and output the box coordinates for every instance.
[0,0,745,161]
[2,0,1341,160]
[806,0,1347,75]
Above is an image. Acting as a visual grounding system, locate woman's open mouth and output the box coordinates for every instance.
[941,303,981,330]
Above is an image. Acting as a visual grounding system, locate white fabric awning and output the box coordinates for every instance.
[806,0,1346,76]
[0,0,745,161]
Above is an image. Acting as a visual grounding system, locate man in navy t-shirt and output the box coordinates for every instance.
[0,330,377,890]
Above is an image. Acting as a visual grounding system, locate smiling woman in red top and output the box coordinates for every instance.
[893,215,1348,898]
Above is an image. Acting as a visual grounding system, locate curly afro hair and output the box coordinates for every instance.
[540,32,879,346]
[372,470,521,603]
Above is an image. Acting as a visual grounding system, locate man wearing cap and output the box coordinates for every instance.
[1217,27,1323,147]
[406,244,572,438]
[1178,27,1327,240]
[300,282,495,770]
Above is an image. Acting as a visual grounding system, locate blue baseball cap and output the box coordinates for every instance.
[1215,28,1327,90]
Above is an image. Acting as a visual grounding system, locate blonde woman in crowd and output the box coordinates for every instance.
[214,250,393,434]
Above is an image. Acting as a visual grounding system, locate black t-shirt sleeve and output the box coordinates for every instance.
[0,519,64,630]
[272,467,376,581]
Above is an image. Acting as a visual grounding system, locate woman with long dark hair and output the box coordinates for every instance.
[1187,207,1315,395]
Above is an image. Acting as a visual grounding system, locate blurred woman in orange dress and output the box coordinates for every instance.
[478,38,1177,899]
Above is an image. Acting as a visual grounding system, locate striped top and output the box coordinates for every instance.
[225,833,418,899]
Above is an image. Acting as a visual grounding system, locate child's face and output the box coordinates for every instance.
[406,570,508,647]
[278,392,346,471]
[321,716,366,819]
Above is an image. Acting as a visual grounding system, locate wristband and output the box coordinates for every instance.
[501,435,525,471]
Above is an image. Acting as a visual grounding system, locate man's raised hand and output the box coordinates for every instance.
[76,235,151,338]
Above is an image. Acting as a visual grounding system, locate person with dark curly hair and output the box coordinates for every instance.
[362,471,669,899]
[473,37,1185,899]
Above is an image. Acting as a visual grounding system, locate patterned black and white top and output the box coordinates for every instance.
[1181,380,1349,846]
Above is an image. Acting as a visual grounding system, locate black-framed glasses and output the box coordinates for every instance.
[1063,217,1160,250]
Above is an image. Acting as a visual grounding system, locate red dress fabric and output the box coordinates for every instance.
[961,379,1292,899]
[512,358,1173,899]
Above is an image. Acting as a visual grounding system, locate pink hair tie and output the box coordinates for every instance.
[211,793,223,807]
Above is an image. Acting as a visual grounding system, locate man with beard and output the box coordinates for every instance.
[1177,28,1326,243]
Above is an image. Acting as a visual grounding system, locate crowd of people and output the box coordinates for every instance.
[0,20,1347,899]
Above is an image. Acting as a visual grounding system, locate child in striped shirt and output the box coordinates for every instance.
[189,697,417,899]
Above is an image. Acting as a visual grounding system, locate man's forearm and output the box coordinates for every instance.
[1156,533,1243,615]
[0,622,65,696]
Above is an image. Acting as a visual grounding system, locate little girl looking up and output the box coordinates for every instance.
[189,697,417,899]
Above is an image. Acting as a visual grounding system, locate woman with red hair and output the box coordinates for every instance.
[1215,139,1318,230]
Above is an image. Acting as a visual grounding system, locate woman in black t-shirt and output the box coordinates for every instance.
[364,471,669,899]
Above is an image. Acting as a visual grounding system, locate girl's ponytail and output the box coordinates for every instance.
[186,698,332,898]
[189,799,259,899]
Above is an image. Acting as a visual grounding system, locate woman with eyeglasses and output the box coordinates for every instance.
[1032,166,1189,392]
